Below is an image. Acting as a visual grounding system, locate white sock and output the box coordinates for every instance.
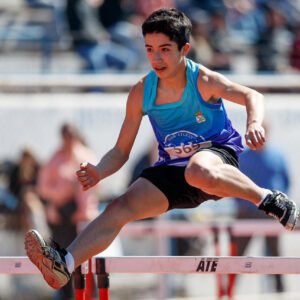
[64,252,75,274]
[256,189,272,207]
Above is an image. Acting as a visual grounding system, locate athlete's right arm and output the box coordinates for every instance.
[77,80,144,190]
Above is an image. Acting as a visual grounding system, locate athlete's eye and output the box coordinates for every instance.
[162,48,170,52]
[146,48,152,53]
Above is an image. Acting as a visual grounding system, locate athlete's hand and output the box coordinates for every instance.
[245,122,266,150]
[76,162,101,191]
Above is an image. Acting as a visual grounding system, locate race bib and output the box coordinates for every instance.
[164,140,212,158]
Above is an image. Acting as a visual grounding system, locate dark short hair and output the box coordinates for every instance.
[142,8,192,50]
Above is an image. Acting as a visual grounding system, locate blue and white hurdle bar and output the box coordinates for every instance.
[1,255,300,300]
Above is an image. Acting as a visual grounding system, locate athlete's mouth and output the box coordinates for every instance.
[154,66,167,72]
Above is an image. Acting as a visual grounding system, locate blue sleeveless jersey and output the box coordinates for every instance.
[143,59,244,166]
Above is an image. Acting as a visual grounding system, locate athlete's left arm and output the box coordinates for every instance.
[197,67,265,150]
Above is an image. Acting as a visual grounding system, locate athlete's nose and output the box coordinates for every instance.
[153,51,163,62]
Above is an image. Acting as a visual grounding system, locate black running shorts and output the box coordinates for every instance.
[139,146,239,211]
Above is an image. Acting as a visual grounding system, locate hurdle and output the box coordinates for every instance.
[120,219,298,299]
[1,256,300,299]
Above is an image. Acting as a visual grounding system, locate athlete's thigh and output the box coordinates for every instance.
[187,149,224,168]
[120,177,169,220]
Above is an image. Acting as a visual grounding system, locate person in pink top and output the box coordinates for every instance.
[37,122,98,300]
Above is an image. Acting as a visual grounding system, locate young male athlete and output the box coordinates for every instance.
[25,8,299,289]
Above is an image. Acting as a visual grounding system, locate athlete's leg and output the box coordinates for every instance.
[67,178,168,267]
[185,150,298,230]
[25,177,169,288]
[185,150,264,204]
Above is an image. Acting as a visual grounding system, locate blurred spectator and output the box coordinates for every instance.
[97,0,148,71]
[38,122,99,300]
[225,0,265,46]
[232,123,290,293]
[134,0,176,19]
[255,4,293,72]
[290,21,300,71]
[177,0,226,17]
[9,148,39,202]
[208,10,233,71]
[97,0,125,30]
[65,0,138,72]
[7,147,49,236]
[188,10,215,68]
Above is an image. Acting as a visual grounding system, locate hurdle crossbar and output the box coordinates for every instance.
[121,219,288,238]
[1,256,300,275]
[0,257,38,274]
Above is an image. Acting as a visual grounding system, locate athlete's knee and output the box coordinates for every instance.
[185,162,218,189]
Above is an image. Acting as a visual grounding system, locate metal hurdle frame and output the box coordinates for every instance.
[1,255,300,300]
[119,219,293,299]
[0,219,299,299]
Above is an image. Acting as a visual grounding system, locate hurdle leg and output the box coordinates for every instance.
[227,231,238,299]
[85,258,94,300]
[96,257,110,300]
[74,266,86,300]
[213,226,224,299]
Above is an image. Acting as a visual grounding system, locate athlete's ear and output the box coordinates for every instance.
[181,43,191,56]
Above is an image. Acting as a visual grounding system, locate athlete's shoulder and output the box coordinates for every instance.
[129,75,147,97]
[197,64,215,84]
[126,75,148,114]
[197,64,232,95]
[195,63,234,103]
[197,64,232,87]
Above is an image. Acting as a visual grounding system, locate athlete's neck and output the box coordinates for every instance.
[158,59,187,90]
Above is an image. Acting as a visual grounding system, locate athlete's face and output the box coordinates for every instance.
[144,33,190,78]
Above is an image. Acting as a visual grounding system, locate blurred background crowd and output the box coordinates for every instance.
[1,0,300,299]
[0,0,300,74]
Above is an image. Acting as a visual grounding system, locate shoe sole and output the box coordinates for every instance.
[25,230,66,289]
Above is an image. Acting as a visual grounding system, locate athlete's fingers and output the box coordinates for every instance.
[256,131,266,144]
[78,175,89,182]
[246,132,258,149]
[253,132,262,146]
[252,130,265,150]
[76,170,87,177]
[80,162,88,169]
[82,179,97,190]
[245,136,255,150]
[245,132,257,150]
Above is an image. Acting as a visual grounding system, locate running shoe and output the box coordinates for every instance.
[25,229,71,289]
[258,190,299,231]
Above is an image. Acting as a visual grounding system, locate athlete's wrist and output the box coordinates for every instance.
[95,164,104,182]
[247,119,260,126]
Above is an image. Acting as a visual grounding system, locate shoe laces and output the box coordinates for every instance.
[42,240,66,262]
[273,194,287,210]
[264,192,288,220]
[43,245,60,261]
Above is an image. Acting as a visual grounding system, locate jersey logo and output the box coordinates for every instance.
[195,112,206,123]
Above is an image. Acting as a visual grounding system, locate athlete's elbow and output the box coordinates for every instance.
[114,147,130,163]
[242,89,264,109]
[248,89,264,103]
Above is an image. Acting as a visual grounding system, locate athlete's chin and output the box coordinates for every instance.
[153,67,168,77]
[154,70,169,78]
